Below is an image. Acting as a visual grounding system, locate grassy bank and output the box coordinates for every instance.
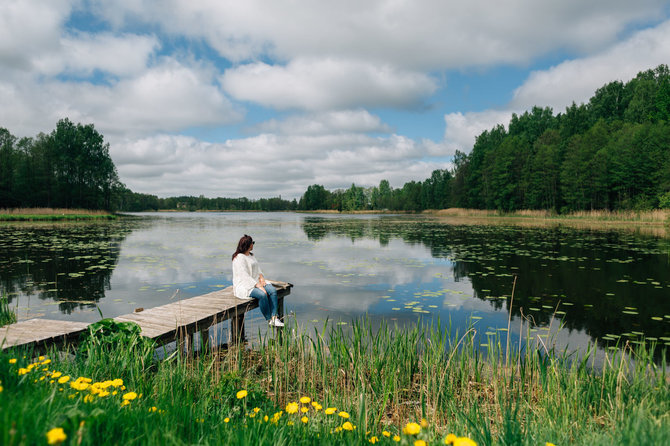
[428,208,670,224]
[0,208,116,221]
[1,318,668,445]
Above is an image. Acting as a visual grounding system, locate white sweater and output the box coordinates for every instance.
[232,254,263,299]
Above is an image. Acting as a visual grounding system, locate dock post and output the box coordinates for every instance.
[229,310,245,345]
[199,326,210,352]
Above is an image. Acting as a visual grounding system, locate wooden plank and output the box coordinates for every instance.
[1,281,292,351]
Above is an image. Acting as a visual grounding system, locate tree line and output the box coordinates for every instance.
[0,119,121,210]
[2,65,669,213]
[299,65,670,212]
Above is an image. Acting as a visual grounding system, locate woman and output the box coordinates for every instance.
[232,234,284,327]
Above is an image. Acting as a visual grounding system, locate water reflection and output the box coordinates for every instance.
[0,221,135,316]
[301,216,670,353]
[1,213,668,359]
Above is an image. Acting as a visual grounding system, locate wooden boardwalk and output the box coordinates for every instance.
[1,280,292,353]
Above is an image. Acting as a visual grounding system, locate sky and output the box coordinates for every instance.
[1,1,670,200]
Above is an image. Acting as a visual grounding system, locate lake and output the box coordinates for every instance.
[2,212,669,356]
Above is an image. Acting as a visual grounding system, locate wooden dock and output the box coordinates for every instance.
[1,280,292,353]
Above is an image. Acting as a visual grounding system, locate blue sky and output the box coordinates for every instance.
[1,0,669,199]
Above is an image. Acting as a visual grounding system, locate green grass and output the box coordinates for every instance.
[1,318,668,445]
[0,214,116,221]
[0,294,17,326]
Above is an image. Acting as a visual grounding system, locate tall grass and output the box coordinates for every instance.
[0,293,17,326]
[1,318,668,445]
[432,208,670,223]
[0,208,115,221]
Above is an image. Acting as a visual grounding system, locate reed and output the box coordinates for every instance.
[0,293,17,326]
[0,208,116,221]
[1,318,668,445]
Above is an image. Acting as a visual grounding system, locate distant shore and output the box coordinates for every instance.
[0,208,116,221]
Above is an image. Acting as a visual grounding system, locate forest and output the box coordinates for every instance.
[1,65,669,213]
[300,65,670,212]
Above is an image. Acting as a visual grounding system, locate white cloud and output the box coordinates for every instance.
[252,110,392,135]
[512,19,670,111]
[222,58,437,110]
[0,58,240,138]
[34,32,159,77]
[113,130,450,198]
[91,1,667,69]
[443,19,670,153]
[442,110,515,153]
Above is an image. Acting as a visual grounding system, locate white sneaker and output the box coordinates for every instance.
[269,316,284,327]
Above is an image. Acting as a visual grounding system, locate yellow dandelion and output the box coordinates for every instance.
[18,367,29,375]
[415,441,427,446]
[445,434,457,444]
[393,435,401,442]
[421,418,428,428]
[369,436,379,444]
[121,400,130,407]
[300,396,311,404]
[98,390,110,397]
[51,372,62,378]
[9,358,17,364]
[84,394,95,403]
[46,427,66,445]
[111,378,123,387]
[264,415,269,422]
[342,421,354,431]
[149,406,158,412]
[41,359,52,365]
[403,422,421,436]
[338,411,350,419]
[236,389,248,399]
[325,407,337,415]
[301,406,309,413]
[58,375,70,384]
[224,417,230,423]
[454,438,477,446]
[382,431,391,437]
[546,443,556,446]
[301,416,309,424]
[38,356,45,361]
[286,402,299,414]
[0,384,3,393]
[122,391,138,401]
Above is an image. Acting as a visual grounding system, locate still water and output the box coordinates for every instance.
[2,212,669,354]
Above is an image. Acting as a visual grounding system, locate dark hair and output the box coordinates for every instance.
[232,234,254,260]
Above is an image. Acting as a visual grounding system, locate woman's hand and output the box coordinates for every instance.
[256,281,268,294]
[259,274,267,287]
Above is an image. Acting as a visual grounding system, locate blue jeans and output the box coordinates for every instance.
[249,283,278,321]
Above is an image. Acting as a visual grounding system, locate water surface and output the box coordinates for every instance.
[2,213,669,355]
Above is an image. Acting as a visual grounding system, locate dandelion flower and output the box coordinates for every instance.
[338,411,350,419]
[301,416,309,424]
[111,378,123,387]
[224,417,230,423]
[454,438,477,446]
[286,402,299,414]
[325,407,337,415]
[546,443,556,446]
[369,436,379,444]
[445,434,457,444]
[121,400,130,407]
[51,372,62,378]
[58,375,70,384]
[46,427,66,445]
[301,407,309,413]
[0,384,3,393]
[393,435,401,442]
[9,358,17,364]
[236,389,248,399]
[403,422,421,436]
[342,421,354,431]
[122,391,138,401]
[415,441,427,446]
[300,396,311,404]
[421,418,428,428]
[382,431,391,438]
